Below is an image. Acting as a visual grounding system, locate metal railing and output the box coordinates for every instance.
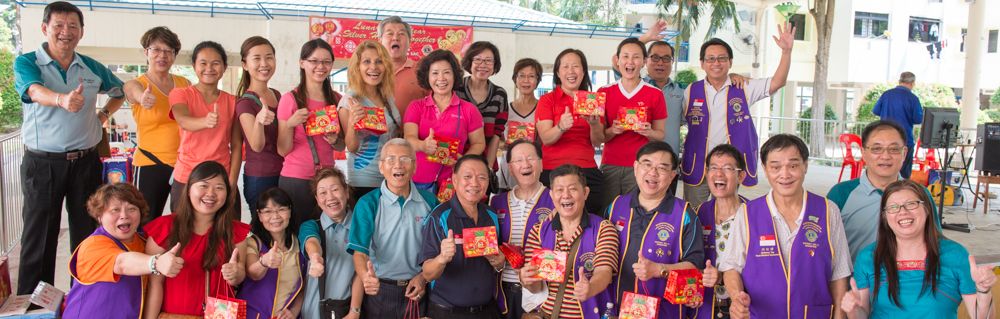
[0,131,22,256]
[757,116,873,165]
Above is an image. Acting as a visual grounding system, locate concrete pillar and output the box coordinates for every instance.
[779,81,798,135]
[960,0,986,132]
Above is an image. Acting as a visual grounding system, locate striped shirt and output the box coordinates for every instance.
[524,216,620,319]
[456,76,508,139]
[500,186,544,283]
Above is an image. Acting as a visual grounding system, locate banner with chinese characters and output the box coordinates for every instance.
[308,17,473,60]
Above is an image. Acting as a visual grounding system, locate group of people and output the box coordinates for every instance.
[13,2,998,319]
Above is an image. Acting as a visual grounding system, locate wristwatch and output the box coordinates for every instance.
[350,307,361,314]
[659,264,668,278]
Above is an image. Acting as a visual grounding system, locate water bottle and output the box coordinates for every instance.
[601,301,616,319]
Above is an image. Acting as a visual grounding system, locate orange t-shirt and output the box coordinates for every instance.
[132,75,191,167]
[169,86,237,183]
[72,233,147,284]
[393,59,427,117]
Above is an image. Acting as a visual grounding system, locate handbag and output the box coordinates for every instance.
[205,271,247,319]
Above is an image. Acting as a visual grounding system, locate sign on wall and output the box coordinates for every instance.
[308,17,474,60]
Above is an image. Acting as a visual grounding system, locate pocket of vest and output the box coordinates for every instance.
[803,303,833,319]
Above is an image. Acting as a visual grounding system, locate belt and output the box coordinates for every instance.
[430,302,490,314]
[501,282,523,289]
[378,278,410,287]
[26,146,95,161]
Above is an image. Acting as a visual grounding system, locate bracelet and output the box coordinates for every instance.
[149,254,162,276]
[55,94,62,108]
[258,257,268,269]
[350,307,361,314]
[99,108,111,118]
[978,288,992,294]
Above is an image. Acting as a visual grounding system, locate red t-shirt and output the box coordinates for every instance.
[599,81,668,166]
[143,215,251,316]
[535,87,600,170]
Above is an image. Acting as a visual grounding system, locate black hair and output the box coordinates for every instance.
[506,139,542,163]
[251,187,296,251]
[699,38,733,62]
[635,141,679,169]
[707,144,747,170]
[461,41,502,75]
[416,49,463,91]
[511,58,543,85]
[293,39,340,109]
[552,49,591,91]
[760,134,809,163]
[191,41,228,67]
[647,41,675,56]
[550,164,587,187]
[454,154,490,174]
[616,37,647,58]
[43,1,84,26]
[861,120,907,146]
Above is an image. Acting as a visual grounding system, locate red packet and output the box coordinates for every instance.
[617,105,649,131]
[499,243,525,269]
[573,91,606,116]
[506,121,536,144]
[620,291,660,319]
[462,226,499,257]
[664,269,704,305]
[426,136,460,165]
[436,178,454,202]
[529,249,567,282]
[305,105,340,136]
[353,106,388,135]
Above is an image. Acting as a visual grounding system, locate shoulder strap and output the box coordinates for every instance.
[550,235,583,318]
[316,218,328,300]
[294,90,323,170]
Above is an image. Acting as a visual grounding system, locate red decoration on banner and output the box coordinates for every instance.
[308,17,474,60]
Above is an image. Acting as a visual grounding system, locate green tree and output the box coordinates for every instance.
[0,50,21,131]
[656,0,740,41]
[990,87,1000,106]
[797,103,836,141]
[675,68,697,87]
[0,3,16,52]
[513,0,627,27]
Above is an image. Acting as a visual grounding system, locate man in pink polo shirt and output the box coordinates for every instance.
[379,16,427,117]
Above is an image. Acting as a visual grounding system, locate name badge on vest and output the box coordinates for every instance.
[755,234,780,258]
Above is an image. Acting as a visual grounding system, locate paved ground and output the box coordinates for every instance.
[8,162,1000,292]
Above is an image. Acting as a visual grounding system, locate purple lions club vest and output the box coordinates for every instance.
[682,80,759,186]
[64,227,145,319]
[538,215,613,319]
[491,188,556,314]
[742,192,834,319]
[608,192,689,319]
[693,196,746,319]
[237,236,306,319]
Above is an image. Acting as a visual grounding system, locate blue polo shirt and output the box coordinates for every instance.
[644,77,686,152]
[347,182,438,280]
[872,86,922,145]
[418,197,500,308]
[299,212,354,318]
[14,42,124,152]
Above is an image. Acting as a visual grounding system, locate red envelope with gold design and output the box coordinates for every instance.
[572,91,606,116]
[499,243,525,269]
[462,226,499,257]
[664,268,704,305]
[426,136,460,166]
[617,105,649,131]
[529,249,567,282]
[620,291,660,319]
[305,105,340,136]
[506,121,536,144]
[353,106,387,135]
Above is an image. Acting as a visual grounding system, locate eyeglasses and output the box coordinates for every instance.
[259,207,291,216]
[472,57,495,65]
[516,73,538,80]
[146,47,175,56]
[708,165,741,175]
[638,160,674,175]
[649,55,673,63]
[865,146,906,155]
[509,156,539,166]
[703,56,731,64]
[382,156,415,165]
[883,200,923,214]
[305,59,334,67]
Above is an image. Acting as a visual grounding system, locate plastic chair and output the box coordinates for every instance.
[839,133,864,182]
[912,139,940,172]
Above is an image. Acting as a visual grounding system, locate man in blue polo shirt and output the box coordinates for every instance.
[13,1,124,295]
[420,155,505,319]
[872,71,923,178]
[348,138,438,318]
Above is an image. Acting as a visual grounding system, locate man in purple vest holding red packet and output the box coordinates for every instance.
[681,22,797,208]
[718,134,852,319]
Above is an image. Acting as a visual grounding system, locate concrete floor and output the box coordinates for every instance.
[8,162,1000,292]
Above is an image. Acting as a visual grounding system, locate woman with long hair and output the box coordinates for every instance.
[238,187,306,319]
[277,39,343,228]
[339,40,400,199]
[143,161,251,318]
[235,36,282,222]
[841,180,996,318]
[122,26,190,221]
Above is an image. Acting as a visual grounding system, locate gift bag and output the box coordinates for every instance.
[353,106,388,135]
[506,121,536,144]
[426,136,460,166]
[462,226,499,257]
[664,269,703,305]
[573,91,606,116]
[205,276,247,319]
[616,105,649,131]
[498,243,525,269]
[529,249,567,282]
[305,105,340,136]
[436,178,454,203]
[620,290,660,319]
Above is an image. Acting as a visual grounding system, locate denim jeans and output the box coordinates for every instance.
[244,174,280,225]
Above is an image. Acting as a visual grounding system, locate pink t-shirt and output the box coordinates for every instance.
[169,86,236,183]
[277,91,336,180]
[599,81,668,166]
[404,93,483,185]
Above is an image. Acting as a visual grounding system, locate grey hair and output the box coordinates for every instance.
[377,16,412,38]
[899,71,916,84]
[381,137,416,158]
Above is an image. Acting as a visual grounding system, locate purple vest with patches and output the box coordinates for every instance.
[742,192,834,319]
[693,196,745,319]
[491,188,556,314]
[236,236,306,319]
[607,192,689,319]
[681,80,758,186]
[538,215,613,319]
[64,227,144,319]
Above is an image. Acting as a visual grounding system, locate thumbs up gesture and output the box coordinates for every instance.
[423,129,438,153]
[362,261,380,295]
[307,252,324,278]
[155,243,185,278]
[436,229,456,264]
[221,248,241,284]
[970,255,997,293]
[702,260,719,288]
[203,103,220,129]
[140,85,156,109]
[557,106,574,132]
[61,83,85,112]
[348,97,366,125]
[573,267,590,302]
[632,255,657,281]
[259,241,284,269]
[730,291,751,319]
[840,278,868,315]
[255,105,275,125]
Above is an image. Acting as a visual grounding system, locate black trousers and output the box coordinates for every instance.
[278,176,319,229]
[362,281,427,319]
[133,163,173,224]
[501,282,524,319]
[540,167,606,217]
[17,150,100,295]
[351,186,378,202]
[427,302,499,319]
